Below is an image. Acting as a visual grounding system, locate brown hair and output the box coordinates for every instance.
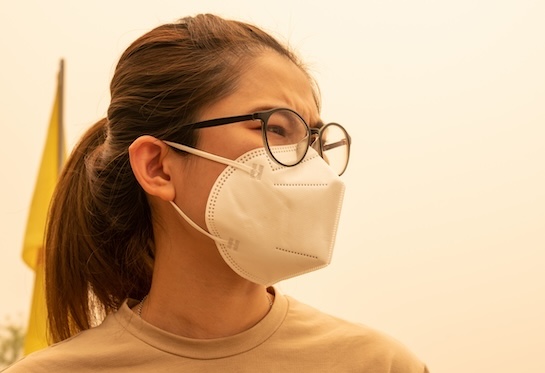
[45,14,313,343]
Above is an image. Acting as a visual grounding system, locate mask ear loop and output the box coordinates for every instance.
[168,201,235,247]
[164,141,256,176]
[164,140,247,250]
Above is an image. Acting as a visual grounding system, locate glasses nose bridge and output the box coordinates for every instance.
[309,127,322,150]
[310,127,321,139]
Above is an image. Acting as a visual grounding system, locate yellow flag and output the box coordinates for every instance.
[22,60,65,355]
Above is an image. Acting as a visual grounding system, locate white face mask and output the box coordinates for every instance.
[164,141,346,286]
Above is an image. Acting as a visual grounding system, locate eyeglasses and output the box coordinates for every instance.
[177,108,351,175]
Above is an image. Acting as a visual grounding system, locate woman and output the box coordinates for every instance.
[5,14,427,372]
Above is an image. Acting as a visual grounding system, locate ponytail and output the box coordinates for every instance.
[45,118,154,343]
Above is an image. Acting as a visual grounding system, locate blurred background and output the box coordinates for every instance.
[0,0,543,371]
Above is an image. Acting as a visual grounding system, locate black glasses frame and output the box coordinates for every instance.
[310,122,352,175]
[178,108,351,174]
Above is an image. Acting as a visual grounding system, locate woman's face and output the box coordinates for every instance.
[172,50,320,232]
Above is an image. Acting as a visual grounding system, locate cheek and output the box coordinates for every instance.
[176,155,227,229]
[200,126,264,160]
[175,126,262,227]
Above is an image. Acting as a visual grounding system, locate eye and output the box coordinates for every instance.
[265,111,296,138]
[248,122,263,132]
[266,125,287,137]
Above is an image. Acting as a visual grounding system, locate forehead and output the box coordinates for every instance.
[201,51,320,124]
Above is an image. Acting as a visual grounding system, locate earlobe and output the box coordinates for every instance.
[129,136,177,201]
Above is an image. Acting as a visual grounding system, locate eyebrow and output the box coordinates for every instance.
[250,105,324,128]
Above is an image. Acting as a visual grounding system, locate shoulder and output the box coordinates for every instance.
[2,304,136,372]
[280,296,428,373]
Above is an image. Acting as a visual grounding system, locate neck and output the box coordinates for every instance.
[138,225,273,339]
[141,281,272,339]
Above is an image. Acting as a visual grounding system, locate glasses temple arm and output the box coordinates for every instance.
[322,138,350,151]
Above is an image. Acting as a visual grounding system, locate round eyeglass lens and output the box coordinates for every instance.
[319,123,350,175]
[264,109,310,166]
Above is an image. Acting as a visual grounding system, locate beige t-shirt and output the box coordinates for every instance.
[4,290,428,372]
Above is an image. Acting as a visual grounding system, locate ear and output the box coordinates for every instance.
[129,135,177,201]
